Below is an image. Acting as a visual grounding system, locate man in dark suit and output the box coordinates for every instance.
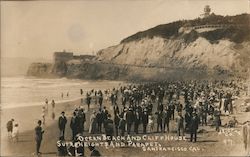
[119,116,126,136]
[114,113,120,136]
[163,107,170,133]
[79,108,86,133]
[169,101,175,120]
[96,109,103,133]
[126,108,134,135]
[134,109,141,134]
[113,103,120,115]
[104,114,114,145]
[156,111,163,133]
[70,112,77,140]
[35,120,44,155]
[190,111,199,142]
[141,109,149,134]
[58,111,67,140]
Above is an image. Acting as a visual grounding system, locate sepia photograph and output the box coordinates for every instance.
[1,0,250,156]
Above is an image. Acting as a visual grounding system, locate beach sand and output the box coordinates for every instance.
[1,94,250,157]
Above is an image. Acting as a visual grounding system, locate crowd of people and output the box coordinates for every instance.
[79,80,243,136]
[6,79,250,156]
[51,79,249,156]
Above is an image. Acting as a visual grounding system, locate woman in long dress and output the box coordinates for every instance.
[89,111,97,134]
[243,121,250,156]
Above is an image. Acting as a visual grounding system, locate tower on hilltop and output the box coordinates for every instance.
[202,5,211,18]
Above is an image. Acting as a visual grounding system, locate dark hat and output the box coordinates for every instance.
[61,111,65,114]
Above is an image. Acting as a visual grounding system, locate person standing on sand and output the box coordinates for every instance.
[77,108,86,134]
[12,123,19,142]
[35,120,44,155]
[214,107,221,132]
[51,100,56,120]
[118,116,126,136]
[176,112,184,137]
[42,106,46,125]
[58,111,67,140]
[190,111,199,142]
[89,110,97,134]
[80,89,83,95]
[86,92,91,111]
[51,100,55,109]
[104,114,114,145]
[6,119,14,139]
[114,113,120,136]
[45,98,49,114]
[98,90,103,108]
[141,109,149,134]
[70,112,77,140]
[243,120,250,156]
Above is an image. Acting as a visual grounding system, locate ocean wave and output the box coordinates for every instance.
[1,96,84,109]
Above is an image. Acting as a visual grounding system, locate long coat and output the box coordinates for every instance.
[35,125,44,141]
[58,116,67,130]
[126,111,134,125]
[141,113,149,125]
[190,114,199,132]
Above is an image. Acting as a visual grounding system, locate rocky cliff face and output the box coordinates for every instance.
[27,14,250,81]
[97,36,250,73]
[27,63,55,77]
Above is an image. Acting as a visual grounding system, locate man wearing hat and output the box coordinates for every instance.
[104,114,114,145]
[58,111,67,140]
[214,107,221,132]
[126,108,134,134]
[141,109,149,134]
[190,111,199,142]
[35,120,44,155]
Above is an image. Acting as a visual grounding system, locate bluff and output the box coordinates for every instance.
[27,13,250,81]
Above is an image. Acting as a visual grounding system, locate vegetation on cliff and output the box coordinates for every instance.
[121,14,250,44]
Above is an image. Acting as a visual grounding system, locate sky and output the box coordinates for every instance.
[1,0,249,60]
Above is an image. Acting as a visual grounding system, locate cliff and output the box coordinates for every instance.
[27,14,250,81]
[27,63,55,78]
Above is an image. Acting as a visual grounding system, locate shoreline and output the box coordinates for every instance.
[1,96,84,110]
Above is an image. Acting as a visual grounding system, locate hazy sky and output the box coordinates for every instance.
[1,0,249,60]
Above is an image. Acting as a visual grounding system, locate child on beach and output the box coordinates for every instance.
[148,115,154,133]
[6,119,14,139]
[12,123,19,142]
[51,100,55,109]
[42,106,46,125]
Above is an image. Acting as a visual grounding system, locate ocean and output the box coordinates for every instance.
[1,76,123,109]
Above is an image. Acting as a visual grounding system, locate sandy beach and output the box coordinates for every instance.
[1,91,250,157]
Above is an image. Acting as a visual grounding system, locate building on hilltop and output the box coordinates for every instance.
[54,51,74,63]
[53,50,96,63]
